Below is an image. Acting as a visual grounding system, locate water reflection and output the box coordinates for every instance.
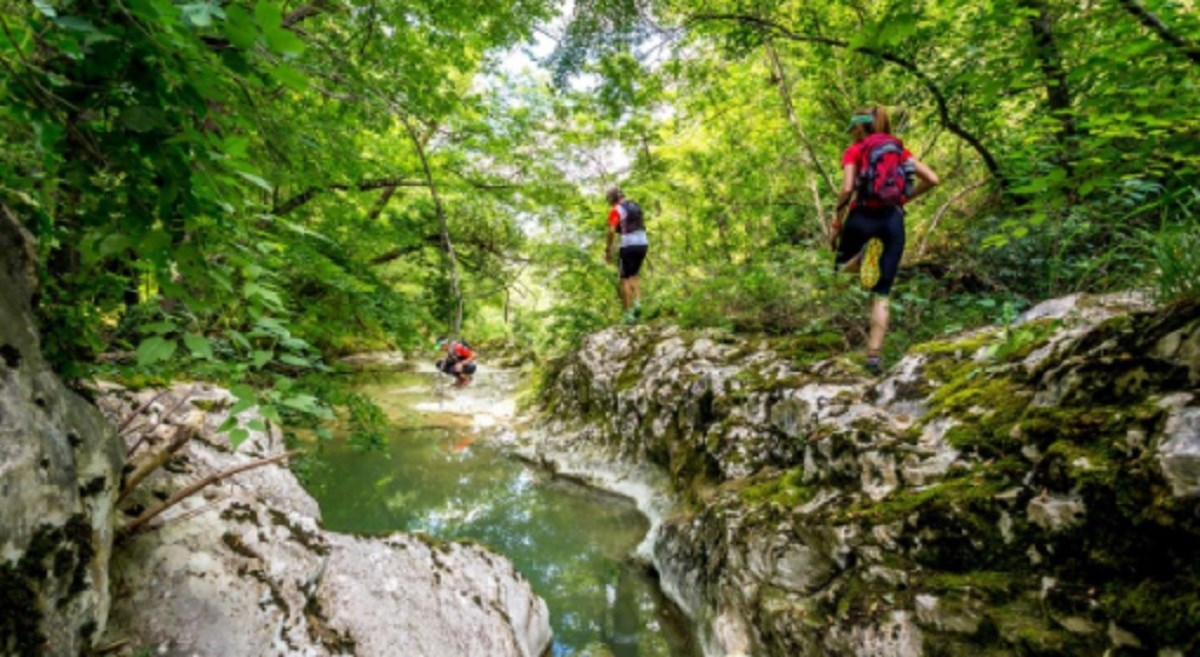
[305,372,698,657]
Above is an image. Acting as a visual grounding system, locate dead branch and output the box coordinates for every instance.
[119,423,198,503]
[116,389,171,434]
[125,388,196,458]
[117,450,301,542]
[914,179,989,260]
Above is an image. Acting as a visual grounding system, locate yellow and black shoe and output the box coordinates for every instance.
[860,238,883,290]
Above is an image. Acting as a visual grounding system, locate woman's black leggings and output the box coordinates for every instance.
[834,206,906,296]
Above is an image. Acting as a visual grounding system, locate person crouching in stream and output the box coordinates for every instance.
[435,337,477,388]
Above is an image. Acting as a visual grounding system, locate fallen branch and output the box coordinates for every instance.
[117,450,301,542]
[914,179,989,260]
[125,387,196,456]
[116,389,171,435]
[119,423,198,503]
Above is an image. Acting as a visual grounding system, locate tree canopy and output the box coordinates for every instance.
[1,0,1197,425]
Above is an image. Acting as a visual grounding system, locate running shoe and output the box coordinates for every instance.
[860,238,883,290]
[622,310,637,325]
[865,354,884,376]
[633,301,642,319]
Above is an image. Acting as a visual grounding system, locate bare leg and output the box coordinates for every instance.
[868,296,890,354]
[619,278,633,310]
[628,275,641,306]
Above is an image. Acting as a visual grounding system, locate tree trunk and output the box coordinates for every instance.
[765,41,835,237]
[1022,0,1078,194]
[405,119,464,336]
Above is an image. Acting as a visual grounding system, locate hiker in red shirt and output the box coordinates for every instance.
[604,187,648,325]
[435,337,477,388]
[830,105,940,375]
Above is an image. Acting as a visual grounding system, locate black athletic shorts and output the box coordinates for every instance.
[437,360,476,376]
[618,245,648,279]
[834,205,906,296]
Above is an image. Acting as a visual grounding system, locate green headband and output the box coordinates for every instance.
[847,114,874,131]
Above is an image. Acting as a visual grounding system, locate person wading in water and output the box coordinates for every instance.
[830,105,940,375]
[435,337,477,388]
[604,187,648,325]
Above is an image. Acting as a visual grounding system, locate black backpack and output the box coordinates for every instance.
[619,200,645,234]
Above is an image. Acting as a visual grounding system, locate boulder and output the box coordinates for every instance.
[0,206,124,655]
[98,384,551,657]
[533,296,1200,657]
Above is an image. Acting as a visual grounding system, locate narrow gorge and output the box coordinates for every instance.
[526,294,1200,656]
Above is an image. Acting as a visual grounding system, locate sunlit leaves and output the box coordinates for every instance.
[135,336,177,367]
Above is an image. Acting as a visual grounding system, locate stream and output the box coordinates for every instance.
[304,367,699,657]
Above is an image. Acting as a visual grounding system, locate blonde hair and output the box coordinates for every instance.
[851,105,892,137]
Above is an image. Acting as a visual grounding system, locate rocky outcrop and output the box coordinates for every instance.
[97,383,551,657]
[534,293,1200,656]
[1,207,124,655]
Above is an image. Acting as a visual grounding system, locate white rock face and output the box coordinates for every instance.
[0,208,123,655]
[534,297,1200,657]
[99,384,551,657]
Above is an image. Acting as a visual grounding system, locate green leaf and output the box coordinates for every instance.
[263,26,305,56]
[228,428,250,448]
[33,0,57,18]
[247,419,267,431]
[236,170,274,192]
[268,63,309,91]
[251,350,273,368]
[55,16,100,33]
[280,394,324,415]
[120,106,168,133]
[254,1,283,29]
[142,321,176,335]
[181,2,225,28]
[228,330,251,350]
[218,416,239,432]
[229,397,256,415]
[135,336,176,367]
[279,354,311,367]
[97,233,132,258]
[183,333,213,359]
[223,5,259,48]
[260,405,282,423]
[231,384,256,401]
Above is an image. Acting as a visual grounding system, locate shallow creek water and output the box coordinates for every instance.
[305,368,698,657]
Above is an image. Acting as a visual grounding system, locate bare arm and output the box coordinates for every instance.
[836,164,857,223]
[830,164,856,250]
[907,158,940,202]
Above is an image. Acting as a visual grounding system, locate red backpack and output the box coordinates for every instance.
[855,133,912,207]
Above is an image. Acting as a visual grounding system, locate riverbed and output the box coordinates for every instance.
[304,367,698,657]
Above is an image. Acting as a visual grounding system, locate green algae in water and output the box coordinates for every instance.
[306,371,698,657]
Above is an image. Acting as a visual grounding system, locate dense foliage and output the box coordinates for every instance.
[1,0,1197,409]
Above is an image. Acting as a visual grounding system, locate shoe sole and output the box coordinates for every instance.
[860,239,883,290]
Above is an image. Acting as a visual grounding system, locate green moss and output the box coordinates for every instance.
[770,331,844,365]
[920,571,1018,597]
[1103,579,1200,648]
[738,467,814,509]
[838,473,1003,526]
[913,329,1001,358]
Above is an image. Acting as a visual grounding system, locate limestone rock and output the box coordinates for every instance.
[1156,397,1200,498]
[0,206,124,655]
[99,384,551,657]
[336,351,412,371]
[1026,493,1086,533]
[534,296,1200,657]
